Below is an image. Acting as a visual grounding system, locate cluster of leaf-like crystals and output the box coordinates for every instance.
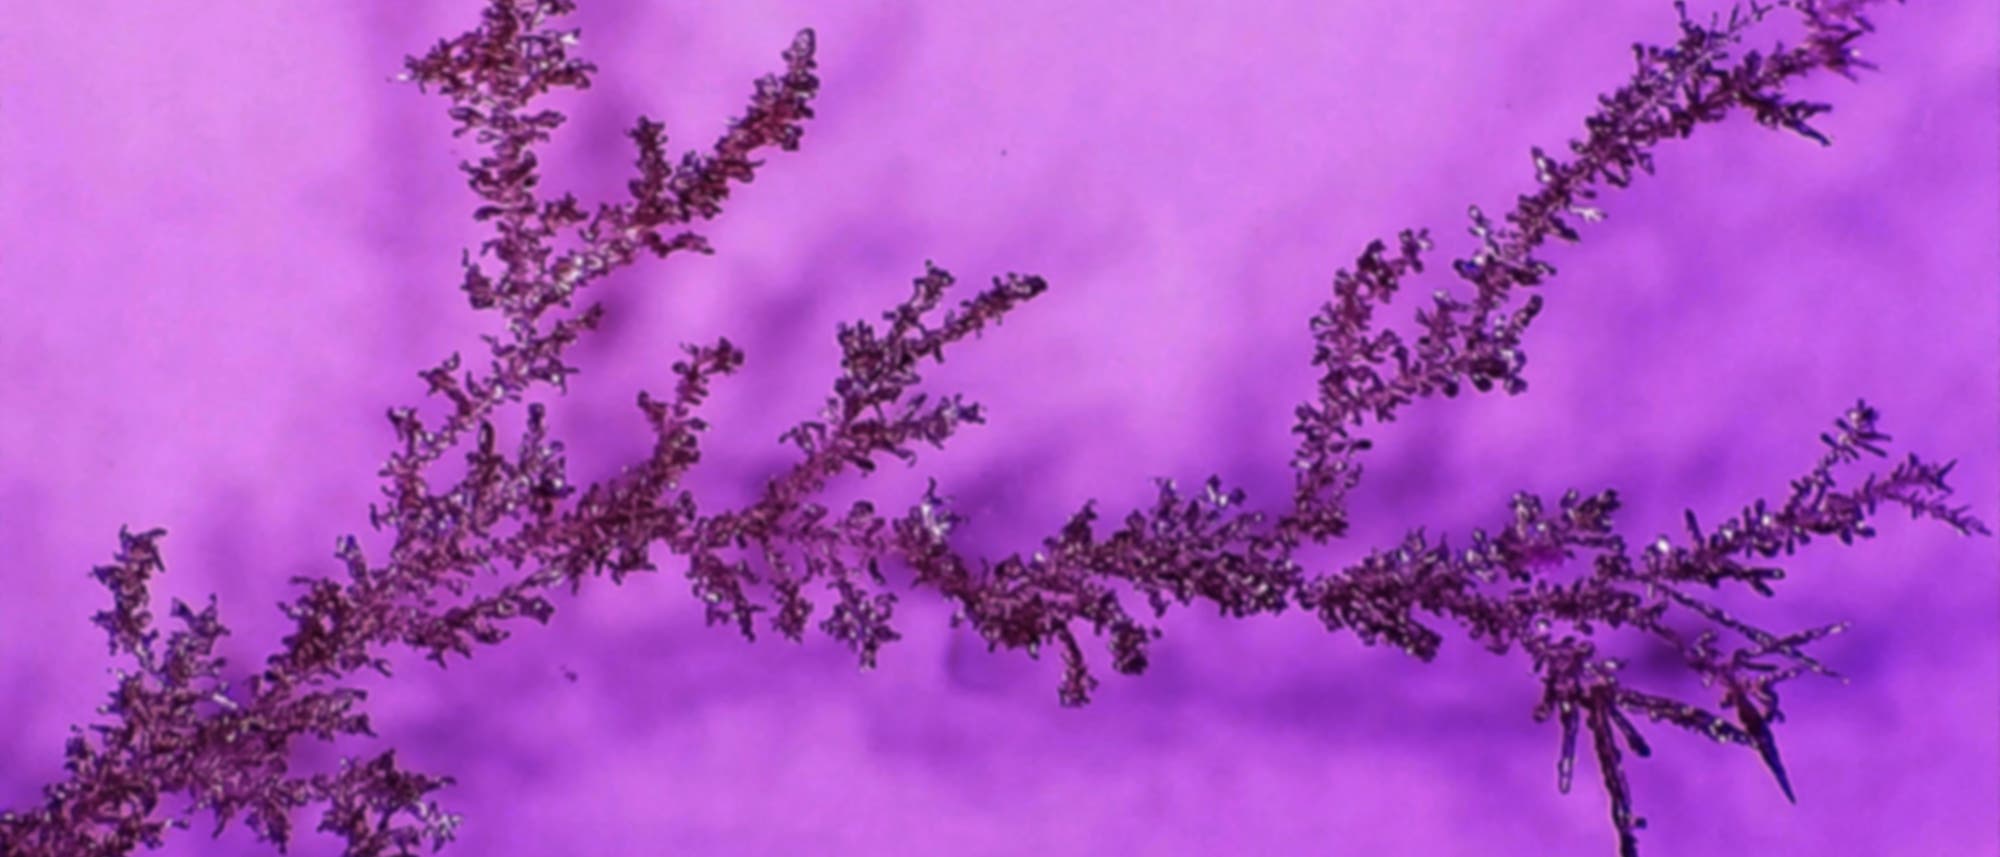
[0,528,455,856]
[5,1,1982,857]
[1,0,825,853]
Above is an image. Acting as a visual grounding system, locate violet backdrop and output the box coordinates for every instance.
[2,1,1995,855]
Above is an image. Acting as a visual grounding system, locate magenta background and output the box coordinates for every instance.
[2,1,1995,855]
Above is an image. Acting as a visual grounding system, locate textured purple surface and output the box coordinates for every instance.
[2,1,1995,855]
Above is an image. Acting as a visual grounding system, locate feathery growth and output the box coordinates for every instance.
[0,1,1984,855]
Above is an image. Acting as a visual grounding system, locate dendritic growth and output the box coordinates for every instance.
[1,1,1983,856]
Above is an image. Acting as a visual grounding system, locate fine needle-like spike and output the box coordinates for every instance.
[1557,700,1581,794]
[1606,702,1653,758]
[1733,688,1796,803]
